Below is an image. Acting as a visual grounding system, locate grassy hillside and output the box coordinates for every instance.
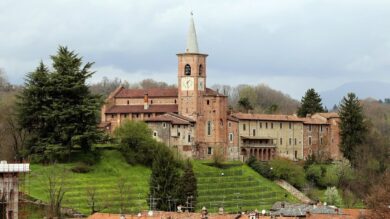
[193,161,299,213]
[26,150,151,215]
[25,150,298,215]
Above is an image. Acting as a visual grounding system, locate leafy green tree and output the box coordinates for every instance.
[149,143,181,211]
[17,47,103,161]
[238,97,253,113]
[297,88,325,117]
[114,120,156,166]
[178,160,198,211]
[338,93,367,164]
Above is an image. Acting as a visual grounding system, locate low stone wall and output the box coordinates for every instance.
[275,180,312,204]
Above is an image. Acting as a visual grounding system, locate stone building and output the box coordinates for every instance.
[0,161,30,219]
[100,15,341,161]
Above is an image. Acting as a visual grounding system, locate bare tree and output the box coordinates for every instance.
[86,185,109,215]
[43,165,68,218]
[116,177,131,214]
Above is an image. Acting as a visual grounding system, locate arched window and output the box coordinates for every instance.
[207,121,212,136]
[184,64,191,75]
[199,64,203,76]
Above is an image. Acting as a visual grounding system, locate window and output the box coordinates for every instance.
[243,124,246,131]
[320,137,323,145]
[271,123,274,129]
[207,147,212,155]
[199,64,203,76]
[174,99,177,104]
[280,123,283,129]
[162,122,166,128]
[188,134,191,142]
[260,122,262,128]
[309,125,312,132]
[124,114,127,118]
[280,138,283,145]
[295,151,298,159]
[289,138,292,145]
[228,122,231,128]
[289,122,292,129]
[207,121,212,136]
[111,114,114,119]
[151,100,153,104]
[153,131,158,137]
[127,100,129,105]
[309,136,312,145]
[220,119,223,127]
[178,132,181,137]
[207,100,210,105]
[320,125,323,132]
[265,122,268,129]
[229,133,233,142]
[184,64,191,75]
[294,138,297,145]
[252,129,256,136]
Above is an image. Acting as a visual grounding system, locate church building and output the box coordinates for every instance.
[100,15,341,161]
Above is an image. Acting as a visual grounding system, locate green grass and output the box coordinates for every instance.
[24,150,299,215]
[25,150,151,215]
[192,161,299,213]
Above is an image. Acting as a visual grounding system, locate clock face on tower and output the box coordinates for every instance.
[198,78,205,91]
[181,77,194,91]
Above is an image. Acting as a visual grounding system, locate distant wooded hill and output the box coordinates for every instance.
[88,77,300,114]
[320,81,390,108]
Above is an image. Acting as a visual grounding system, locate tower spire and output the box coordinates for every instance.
[186,12,199,53]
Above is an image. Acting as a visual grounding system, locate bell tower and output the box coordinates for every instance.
[177,14,208,118]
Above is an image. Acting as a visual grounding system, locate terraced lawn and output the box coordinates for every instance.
[25,151,299,215]
[26,150,151,215]
[193,161,299,213]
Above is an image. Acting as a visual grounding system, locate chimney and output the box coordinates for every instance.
[144,93,149,110]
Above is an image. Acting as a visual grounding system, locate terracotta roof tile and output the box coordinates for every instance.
[303,118,329,125]
[315,112,339,118]
[106,105,178,114]
[232,112,303,122]
[145,113,194,125]
[227,115,239,122]
[115,88,178,98]
[204,88,225,96]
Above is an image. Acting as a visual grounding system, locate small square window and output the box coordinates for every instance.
[207,147,212,155]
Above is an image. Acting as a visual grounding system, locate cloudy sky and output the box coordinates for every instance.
[1,0,390,99]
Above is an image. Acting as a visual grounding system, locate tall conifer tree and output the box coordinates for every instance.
[17,46,102,161]
[297,88,325,117]
[338,93,367,164]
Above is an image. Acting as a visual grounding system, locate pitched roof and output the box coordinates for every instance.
[227,115,239,122]
[315,112,339,119]
[204,88,225,97]
[232,112,303,122]
[145,113,194,125]
[303,117,329,125]
[106,105,178,114]
[115,88,178,98]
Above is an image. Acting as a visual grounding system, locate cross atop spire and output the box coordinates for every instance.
[185,12,199,53]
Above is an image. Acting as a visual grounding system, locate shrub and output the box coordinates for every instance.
[306,165,322,185]
[212,147,225,168]
[247,158,275,180]
[71,162,92,173]
[324,186,342,206]
[270,158,306,189]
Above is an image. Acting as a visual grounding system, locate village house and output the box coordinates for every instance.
[100,15,341,161]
